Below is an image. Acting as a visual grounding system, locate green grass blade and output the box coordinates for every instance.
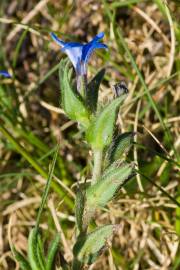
[111,0,141,8]
[136,169,180,207]
[36,142,59,228]
[37,234,46,270]
[46,234,61,270]
[28,228,44,270]
[12,247,32,270]
[13,28,29,69]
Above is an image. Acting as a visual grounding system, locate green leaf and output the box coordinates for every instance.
[59,59,90,128]
[87,162,134,208]
[12,246,32,270]
[73,225,115,266]
[108,132,135,162]
[46,234,61,270]
[86,68,105,112]
[37,234,46,270]
[86,95,127,150]
[28,228,44,270]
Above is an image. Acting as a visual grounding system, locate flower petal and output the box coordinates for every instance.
[50,31,107,76]
[0,71,11,78]
[50,32,66,47]
[61,42,82,51]
[50,33,84,74]
[82,42,108,64]
[91,32,105,42]
[64,46,83,73]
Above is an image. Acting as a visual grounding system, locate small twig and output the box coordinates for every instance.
[7,214,16,260]
[157,136,180,177]
[136,170,180,208]
[48,199,73,260]
[40,100,66,115]
[143,125,169,157]
[3,197,41,216]
[147,238,165,265]
[132,6,170,46]
[6,0,50,41]
[164,3,175,77]
[53,175,76,199]
[134,100,144,192]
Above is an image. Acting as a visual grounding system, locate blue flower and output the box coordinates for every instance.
[0,71,11,78]
[50,32,107,76]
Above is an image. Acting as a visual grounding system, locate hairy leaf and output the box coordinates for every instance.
[87,162,134,208]
[73,225,115,265]
[59,59,90,128]
[28,228,44,270]
[46,234,61,270]
[12,247,32,270]
[86,95,127,150]
[37,234,46,270]
[108,132,135,162]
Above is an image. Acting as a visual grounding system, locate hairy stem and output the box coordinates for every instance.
[92,149,103,183]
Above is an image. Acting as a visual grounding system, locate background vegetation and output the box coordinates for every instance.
[0,0,179,269]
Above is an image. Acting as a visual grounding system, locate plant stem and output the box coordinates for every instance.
[92,149,103,183]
